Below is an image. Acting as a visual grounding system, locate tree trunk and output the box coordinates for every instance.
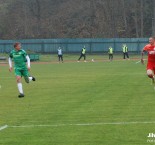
[140,0,144,37]
[134,1,139,38]
[153,0,155,36]
[111,0,117,37]
[122,0,127,36]
[90,0,95,38]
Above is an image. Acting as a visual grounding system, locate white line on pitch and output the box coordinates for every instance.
[9,121,155,128]
[0,125,8,131]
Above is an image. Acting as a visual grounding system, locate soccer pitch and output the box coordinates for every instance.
[0,58,155,145]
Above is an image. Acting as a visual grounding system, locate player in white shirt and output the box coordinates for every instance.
[57,47,63,63]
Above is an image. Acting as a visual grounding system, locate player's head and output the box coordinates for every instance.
[149,37,155,45]
[14,42,21,50]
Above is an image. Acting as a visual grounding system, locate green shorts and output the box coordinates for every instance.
[14,67,29,77]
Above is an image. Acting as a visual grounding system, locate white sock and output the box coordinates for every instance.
[29,77,33,82]
[17,83,23,94]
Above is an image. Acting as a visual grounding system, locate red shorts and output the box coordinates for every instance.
[147,62,155,74]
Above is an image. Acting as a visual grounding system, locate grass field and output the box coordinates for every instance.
[0,55,155,145]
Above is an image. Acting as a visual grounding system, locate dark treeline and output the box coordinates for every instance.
[0,0,154,39]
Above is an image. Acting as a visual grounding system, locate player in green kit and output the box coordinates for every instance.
[8,42,36,98]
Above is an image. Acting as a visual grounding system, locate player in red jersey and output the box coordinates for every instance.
[141,37,155,84]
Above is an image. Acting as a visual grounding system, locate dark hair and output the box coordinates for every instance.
[14,42,21,48]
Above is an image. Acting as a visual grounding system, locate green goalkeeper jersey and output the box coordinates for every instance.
[9,49,27,68]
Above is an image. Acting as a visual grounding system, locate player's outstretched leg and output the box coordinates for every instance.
[61,56,63,63]
[147,69,154,84]
[16,76,24,98]
[78,54,82,62]
[24,76,36,83]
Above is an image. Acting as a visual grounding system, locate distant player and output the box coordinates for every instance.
[141,37,155,84]
[108,46,113,61]
[77,46,86,62]
[57,47,63,63]
[8,42,36,98]
[122,44,129,60]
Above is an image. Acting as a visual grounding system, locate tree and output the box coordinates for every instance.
[0,0,153,39]
[140,0,144,37]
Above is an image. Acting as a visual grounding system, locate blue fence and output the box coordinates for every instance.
[0,38,149,53]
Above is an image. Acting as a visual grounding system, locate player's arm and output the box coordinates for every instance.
[8,57,13,72]
[26,55,31,71]
[141,49,145,64]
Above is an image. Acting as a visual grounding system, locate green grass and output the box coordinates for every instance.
[40,53,142,62]
[0,53,144,62]
[0,59,154,145]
